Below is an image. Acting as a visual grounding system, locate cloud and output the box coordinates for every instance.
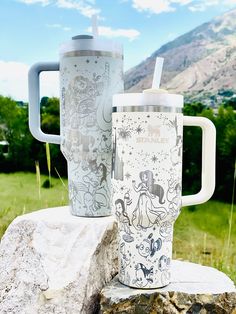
[131,0,236,14]
[18,0,50,5]
[172,0,193,4]
[17,0,100,18]
[46,23,71,31]
[132,0,175,14]
[87,26,140,41]
[56,0,100,17]
[0,61,59,102]
[167,32,177,40]
[189,0,219,12]
[131,0,196,14]
[224,0,236,3]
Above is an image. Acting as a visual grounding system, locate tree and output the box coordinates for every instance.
[0,95,66,175]
[41,97,60,135]
[182,102,236,203]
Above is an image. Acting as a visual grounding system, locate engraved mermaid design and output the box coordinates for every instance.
[132,170,167,230]
[167,174,182,218]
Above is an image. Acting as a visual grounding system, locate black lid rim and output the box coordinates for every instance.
[72,35,94,40]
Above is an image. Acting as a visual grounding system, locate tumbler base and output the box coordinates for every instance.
[70,206,112,217]
[118,278,170,290]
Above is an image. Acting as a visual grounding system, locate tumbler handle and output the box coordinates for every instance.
[182,116,216,207]
[28,62,61,145]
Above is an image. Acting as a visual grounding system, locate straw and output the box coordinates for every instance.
[152,57,164,89]
[92,14,99,38]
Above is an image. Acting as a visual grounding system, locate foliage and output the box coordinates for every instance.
[183,103,236,203]
[222,97,236,110]
[0,95,235,202]
[0,95,66,176]
[41,97,60,134]
[218,89,234,97]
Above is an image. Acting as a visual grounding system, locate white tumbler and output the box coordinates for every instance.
[29,35,123,216]
[112,91,216,288]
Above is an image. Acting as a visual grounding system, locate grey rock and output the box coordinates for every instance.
[100,260,236,314]
[0,206,118,314]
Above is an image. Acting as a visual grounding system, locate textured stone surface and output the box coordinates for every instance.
[0,206,118,314]
[100,260,236,314]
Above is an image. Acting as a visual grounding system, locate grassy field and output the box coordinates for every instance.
[0,172,235,283]
[173,201,236,284]
[0,172,68,236]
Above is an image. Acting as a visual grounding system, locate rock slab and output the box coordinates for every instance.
[0,206,118,314]
[100,260,236,314]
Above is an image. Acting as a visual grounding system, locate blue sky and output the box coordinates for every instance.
[0,0,235,101]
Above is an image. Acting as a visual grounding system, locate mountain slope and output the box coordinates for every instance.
[125,9,236,97]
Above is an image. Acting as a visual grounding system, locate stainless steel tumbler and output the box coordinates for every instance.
[112,91,216,288]
[29,35,124,216]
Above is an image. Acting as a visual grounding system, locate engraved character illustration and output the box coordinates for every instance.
[120,242,131,278]
[99,133,111,153]
[167,175,182,218]
[133,263,154,288]
[158,255,171,287]
[132,170,167,230]
[168,117,182,166]
[115,192,134,243]
[158,255,171,271]
[160,221,173,242]
[81,162,109,215]
[170,135,182,166]
[136,233,162,258]
[69,180,82,209]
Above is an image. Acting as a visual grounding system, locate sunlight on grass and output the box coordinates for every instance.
[0,172,68,237]
[173,201,236,284]
[0,172,235,284]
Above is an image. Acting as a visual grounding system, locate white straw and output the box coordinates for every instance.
[152,57,164,89]
[92,14,99,38]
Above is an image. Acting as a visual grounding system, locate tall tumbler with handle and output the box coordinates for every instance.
[29,34,123,216]
[111,58,216,288]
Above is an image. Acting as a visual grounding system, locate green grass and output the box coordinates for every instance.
[173,201,236,284]
[0,172,235,283]
[0,172,68,237]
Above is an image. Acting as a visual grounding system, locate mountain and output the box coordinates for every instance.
[125,9,236,104]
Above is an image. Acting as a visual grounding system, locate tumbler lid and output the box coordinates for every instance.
[113,92,183,108]
[60,35,123,55]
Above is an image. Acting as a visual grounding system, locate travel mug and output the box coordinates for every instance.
[29,35,123,217]
[112,91,216,288]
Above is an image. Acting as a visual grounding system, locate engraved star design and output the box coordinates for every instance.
[152,155,158,163]
[135,125,143,134]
